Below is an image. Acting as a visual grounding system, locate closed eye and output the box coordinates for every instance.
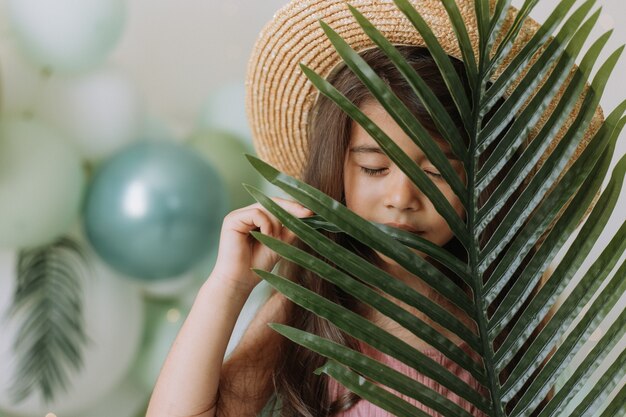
[425,170,443,179]
[361,166,443,178]
[360,166,388,176]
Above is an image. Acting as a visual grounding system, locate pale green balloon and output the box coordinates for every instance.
[131,299,187,392]
[7,0,126,73]
[187,129,262,210]
[196,82,252,143]
[0,117,85,248]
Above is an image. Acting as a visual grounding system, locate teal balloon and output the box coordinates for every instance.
[188,130,262,209]
[83,141,228,280]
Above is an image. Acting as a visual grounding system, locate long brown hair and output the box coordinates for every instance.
[267,46,549,416]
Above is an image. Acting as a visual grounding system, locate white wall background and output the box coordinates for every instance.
[107,1,626,134]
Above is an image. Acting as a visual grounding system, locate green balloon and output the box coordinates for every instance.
[187,130,263,210]
[131,298,187,391]
[0,117,85,248]
[83,140,228,280]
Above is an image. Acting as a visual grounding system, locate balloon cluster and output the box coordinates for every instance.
[0,1,263,416]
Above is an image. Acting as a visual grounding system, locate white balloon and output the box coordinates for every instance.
[7,0,126,73]
[0,244,145,415]
[0,117,85,249]
[38,68,144,161]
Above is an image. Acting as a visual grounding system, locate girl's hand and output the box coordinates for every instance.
[210,198,313,295]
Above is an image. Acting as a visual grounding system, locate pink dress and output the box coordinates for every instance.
[328,342,489,417]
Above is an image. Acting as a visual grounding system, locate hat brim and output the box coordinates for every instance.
[245,0,603,179]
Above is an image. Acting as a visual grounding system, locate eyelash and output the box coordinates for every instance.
[359,166,443,179]
[360,167,387,176]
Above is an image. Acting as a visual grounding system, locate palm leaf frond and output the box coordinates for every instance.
[485,110,624,326]
[246,156,475,316]
[256,269,491,412]
[247,0,625,415]
[490,138,625,355]
[597,379,626,417]
[477,45,623,269]
[477,12,607,179]
[246,188,483,373]
[318,360,434,417]
[481,0,596,117]
[8,236,90,403]
[394,0,474,129]
[274,324,475,417]
[538,308,625,416]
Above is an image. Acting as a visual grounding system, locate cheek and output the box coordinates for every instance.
[343,169,373,214]
[343,176,360,211]
[451,194,466,220]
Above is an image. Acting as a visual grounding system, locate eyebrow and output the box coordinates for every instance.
[349,145,460,161]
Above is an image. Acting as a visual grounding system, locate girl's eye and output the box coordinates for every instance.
[360,166,388,176]
[425,169,443,179]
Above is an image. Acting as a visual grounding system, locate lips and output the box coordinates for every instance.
[384,222,423,235]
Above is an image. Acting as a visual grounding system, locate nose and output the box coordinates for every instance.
[383,169,422,211]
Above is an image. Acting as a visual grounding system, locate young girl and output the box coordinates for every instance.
[146,1,570,415]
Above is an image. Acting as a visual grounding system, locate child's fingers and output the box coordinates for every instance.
[231,198,313,218]
[270,197,314,218]
[279,226,298,244]
[223,198,312,243]
[224,208,279,237]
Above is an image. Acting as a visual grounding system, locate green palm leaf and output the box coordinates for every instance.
[482,0,595,115]
[318,360,436,417]
[274,324,476,416]
[537,308,625,416]
[247,156,475,316]
[394,0,474,129]
[598,385,626,417]
[246,189,483,373]
[246,0,625,415]
[8,236,89,402]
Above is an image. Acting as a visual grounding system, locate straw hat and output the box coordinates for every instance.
[245,0,603,180]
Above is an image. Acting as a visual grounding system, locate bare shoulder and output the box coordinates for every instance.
[217,290,292,416]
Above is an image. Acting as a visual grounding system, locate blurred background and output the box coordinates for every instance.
[0,1,623,416]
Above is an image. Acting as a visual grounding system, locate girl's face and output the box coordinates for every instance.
[343,101,466,261]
